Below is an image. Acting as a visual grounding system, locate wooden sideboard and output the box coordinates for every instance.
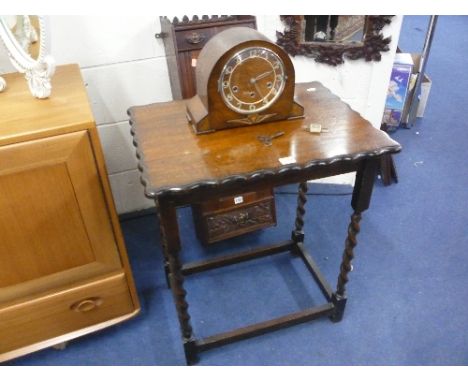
[0,65,140,362]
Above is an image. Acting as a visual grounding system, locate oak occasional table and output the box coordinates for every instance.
[129,82,401,365]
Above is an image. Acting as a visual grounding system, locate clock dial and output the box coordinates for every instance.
[219,47,286,114]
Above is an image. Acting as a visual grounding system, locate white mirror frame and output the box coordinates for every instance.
[0,15,55,98]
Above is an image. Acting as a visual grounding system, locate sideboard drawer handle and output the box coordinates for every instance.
[185,32,205,45]
[70,297,103,313]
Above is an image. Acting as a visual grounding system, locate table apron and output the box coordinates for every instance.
[156,158,362,206]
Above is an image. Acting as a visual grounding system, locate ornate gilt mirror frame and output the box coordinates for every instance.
[276,15,393,66]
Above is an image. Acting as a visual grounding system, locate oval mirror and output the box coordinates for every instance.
[0,15,55,98]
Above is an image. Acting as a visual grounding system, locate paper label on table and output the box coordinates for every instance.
[234,196,244,205]
[279,156,296,165]
[191,58,197,67]
[308,123,322,133]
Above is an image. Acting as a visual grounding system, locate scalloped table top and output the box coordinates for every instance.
[129,82,401,198]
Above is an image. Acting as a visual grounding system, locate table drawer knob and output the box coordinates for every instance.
[70,297,103,313]
[185,32,205,45]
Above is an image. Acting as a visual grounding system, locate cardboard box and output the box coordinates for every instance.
[416,72,432,118]
[401,53,432,123]
[382,53,414,127]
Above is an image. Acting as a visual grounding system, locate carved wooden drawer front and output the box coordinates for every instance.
[0,272,134,358]
[192,189,276,244]
[175,22,256,52]
[175,27,215,51]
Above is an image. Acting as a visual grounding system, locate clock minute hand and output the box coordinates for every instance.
[254,70,273,81]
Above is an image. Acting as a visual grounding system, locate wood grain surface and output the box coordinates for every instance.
[0,65,94,146]
[129,82,401,198]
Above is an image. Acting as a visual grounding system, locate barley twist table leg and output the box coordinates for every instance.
[330,212,361,322]
[155,201,171,288]
[167,250,198,364]
[330,158,377,323]
[158,199,198,364]
[336,212,361,297]
[291,182,308,243]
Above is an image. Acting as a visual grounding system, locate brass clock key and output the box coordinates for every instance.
[257,131,285,146]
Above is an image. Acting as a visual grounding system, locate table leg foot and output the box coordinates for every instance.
[329,293,347,323]
[184,340,199,365]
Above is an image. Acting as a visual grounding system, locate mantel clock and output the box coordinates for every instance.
[186,27,304,134]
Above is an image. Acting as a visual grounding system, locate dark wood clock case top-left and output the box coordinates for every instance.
[158,15,277,245]
[159,15,257,100]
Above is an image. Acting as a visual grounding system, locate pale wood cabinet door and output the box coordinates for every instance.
[0,131,122,306]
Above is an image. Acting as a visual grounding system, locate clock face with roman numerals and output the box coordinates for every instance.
[219,47,286,115]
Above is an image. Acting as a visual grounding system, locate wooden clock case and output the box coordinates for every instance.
[186,27,304,134]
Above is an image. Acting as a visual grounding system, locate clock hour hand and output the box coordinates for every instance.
[253,81,264,98]
[250,70,273,98]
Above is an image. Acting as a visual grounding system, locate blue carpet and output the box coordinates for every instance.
[7,16,468,365]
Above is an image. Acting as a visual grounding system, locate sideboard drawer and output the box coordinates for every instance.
[0,272,134,357]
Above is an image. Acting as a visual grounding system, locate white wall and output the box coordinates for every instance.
[1,15,403,214]
[51,16,172,214]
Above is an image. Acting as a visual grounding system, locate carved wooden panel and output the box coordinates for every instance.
[191,189,276,244]
[276,15,393,66]
[207,201,275,237]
